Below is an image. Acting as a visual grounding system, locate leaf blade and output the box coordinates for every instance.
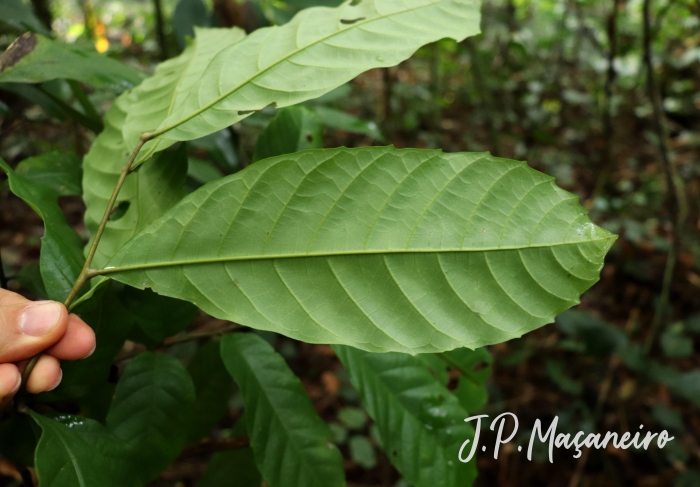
[105,147,615,353]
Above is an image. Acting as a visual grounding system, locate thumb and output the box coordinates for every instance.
[0,300,68,363]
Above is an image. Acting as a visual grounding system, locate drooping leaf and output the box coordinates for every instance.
[185,340,234,444]
[82,95,190,269]
[311,105,384,140]
[442,347,492,413]
[49,414,140,487]
[252,106,322,162]
[106,352,196,483]
[126,0,482,164]
[0,0,50,35]
[335,345,477,487]
[15,150,82,196]
[0,33,145,91]
[0,157,83,302]
[31,412,113,487]
[118,286,198,345]
[221,333,345,487]
[103,147,616,354]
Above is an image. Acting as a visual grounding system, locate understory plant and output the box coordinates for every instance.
[0,0,615,485]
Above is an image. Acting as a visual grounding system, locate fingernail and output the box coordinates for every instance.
[47,369,63,392]
[21,301,63,337]
[10,374,22,395]
[84,342,97,359]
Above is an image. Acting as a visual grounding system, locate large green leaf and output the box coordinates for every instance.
[0,0,50,35]
[252,105,323,162]
[127,0,481,164]
[31,412,113,487]
[106,352,195,483]
[221,333,345,487]
[0,33,145,91]
[102,147,616,354]
[82,94,189,269]
[334,345,477,487]
[185,340,234,444]
[0,157,83,302]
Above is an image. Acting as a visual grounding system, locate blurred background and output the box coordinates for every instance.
[1,0,699,486]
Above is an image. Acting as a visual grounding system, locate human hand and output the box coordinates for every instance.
[0,288,96,403]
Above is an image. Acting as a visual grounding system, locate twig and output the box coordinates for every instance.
[641,0,686,354]
[152,0,169,60]
[178,435,249,459]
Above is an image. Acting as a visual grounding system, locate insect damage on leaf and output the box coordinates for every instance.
[0,32,37,72]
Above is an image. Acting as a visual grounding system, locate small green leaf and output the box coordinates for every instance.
[311,105,384,140]
[31,412,113,487]
[441,347,492,413]
[105,147,616,354]
[661,328,693,358]
[0,33,145,91]
[545,359,583,396]
[186,340,234,444]
[173,0,211,48]
[15,151,82,196]
[557,310,627,356]
[106,352,196,483]
[337,407,367,430]
[349,435,377,469]
[197,447,262,487]
[334,345,477,487]
[221,333,346,487]
[0,157,84,302]
[252,106,323,162]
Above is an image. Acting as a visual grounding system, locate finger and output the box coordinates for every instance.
[25,354,62,394]
[0,300,69,363]
[45,314,96,360]
[0,363,21,402]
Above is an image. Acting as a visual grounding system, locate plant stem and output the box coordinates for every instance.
[152,0,169,60]
[63,135,150,309]
[641,0,686,353]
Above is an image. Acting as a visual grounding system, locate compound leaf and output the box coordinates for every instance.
[221,333,345,487]
[334,345,477,487]
[103,147,615,354]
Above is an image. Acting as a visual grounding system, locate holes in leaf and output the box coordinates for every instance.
[109,200,130,221]
[237,110,255,115]
[340,17,365,24]
[306,134,313,142]
[350,0,362,5]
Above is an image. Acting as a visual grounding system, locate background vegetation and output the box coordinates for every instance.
[0,0,699,485]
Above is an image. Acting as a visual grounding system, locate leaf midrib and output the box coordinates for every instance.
[150,0,448,139]
[101,238,615,275]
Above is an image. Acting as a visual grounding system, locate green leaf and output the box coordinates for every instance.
[128,0,482,164]
[197,447,262,487]
[442,347,492,413]
[337,407,367,430]
[311,105,384,141]
[11,261,48,299]
[221,333,345,487]
[0,33,145,91]
[334,345,477,487]
[348,435,376,469]
[173,0,211,48]
[106,352,196,483]
[185,340,234,444]
[82,95,190,270]
[49,414,140,487]
[31,412,113,487]
[252,106,322,162]
[104,147,616,354]
[15,150,82,196]
[119,286,198,344]
[0,157,84,302]
[0,0,50,35]
[122,27,246,162]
